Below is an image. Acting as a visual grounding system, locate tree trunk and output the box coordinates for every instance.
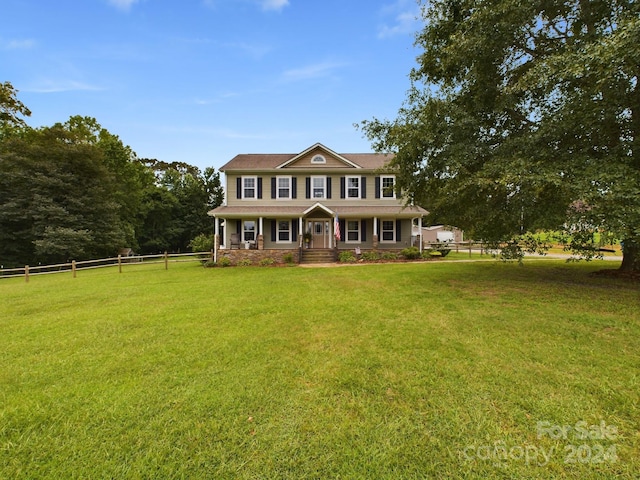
[619,239,640,273]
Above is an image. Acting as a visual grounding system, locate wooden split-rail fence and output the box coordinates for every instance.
[0,251,214,282]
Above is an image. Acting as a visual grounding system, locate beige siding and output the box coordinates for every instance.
[282,153,358,171]
[226,173,407,208]
[284,149,354,169]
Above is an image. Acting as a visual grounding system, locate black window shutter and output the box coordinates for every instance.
[236,177,242,199]
[326,177,332,198]
[340,177,345,199]
[375,176,381,198]
[376,219,380,239]
[292,177,297,199]
[271,177,276,199]
[271,220,276,242]
[396,219,402,242]
[236,220,241,234]
[339,219,345,242]
[305,177,311,199]
[361,220,367,242]
[292,220,298,242]
[257,177,263,199]
[361,176,367,198]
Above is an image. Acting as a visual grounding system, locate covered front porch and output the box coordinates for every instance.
[208,203,427,264]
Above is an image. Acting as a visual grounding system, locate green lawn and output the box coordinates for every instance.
[1,260,638,479]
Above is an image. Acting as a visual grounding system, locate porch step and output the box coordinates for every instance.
[300,249,337,264]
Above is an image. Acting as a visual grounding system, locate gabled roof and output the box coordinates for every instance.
[277,143,361,169]
[303,202,335,216]
[219,143,394,172]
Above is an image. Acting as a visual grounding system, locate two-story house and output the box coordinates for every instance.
[208,143,427,263]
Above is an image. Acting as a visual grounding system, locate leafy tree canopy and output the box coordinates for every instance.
[0,93,224,267]
[359,0,640,272]
[0,82,31,133]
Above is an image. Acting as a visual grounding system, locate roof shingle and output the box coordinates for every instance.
[219,152,394,171]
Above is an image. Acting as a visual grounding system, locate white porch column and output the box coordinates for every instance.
[214,217,220,263]
[299,217,303,247]
[333,216,337,248]
[373,217,378,237]
[418,216,423,253]
[258,217,264,250]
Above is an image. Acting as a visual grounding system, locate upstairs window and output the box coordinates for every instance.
[347,176,360,198]
[312,176,326,199]
[243,177,257,199]
[277,176,291,199]
[381,176,395,198]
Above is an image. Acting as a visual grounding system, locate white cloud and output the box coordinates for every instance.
[282,61,345,82]
[193,92,240,105]
[27,80,105,94]
[378,1,422,39]
[107,0,139,11]
[203,0,289,13]
[1,38,36,50]
[260,0,289,11]
[224,41,273,59]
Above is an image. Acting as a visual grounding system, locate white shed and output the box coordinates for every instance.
[420,225,464,245]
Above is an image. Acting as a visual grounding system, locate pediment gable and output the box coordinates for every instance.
[277,143,361,170]
[303,202,335,217]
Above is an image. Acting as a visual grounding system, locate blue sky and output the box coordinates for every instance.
[2,0,423,170]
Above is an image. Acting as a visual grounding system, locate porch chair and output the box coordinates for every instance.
[230,233,240,249]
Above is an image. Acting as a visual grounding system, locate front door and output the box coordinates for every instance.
[309,220,330,248]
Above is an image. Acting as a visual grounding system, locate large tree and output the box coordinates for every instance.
[360,0,640,272]
[136,159,224,253]
[0,125,125,266]
[0,82,31,133]
[58,116,154,250]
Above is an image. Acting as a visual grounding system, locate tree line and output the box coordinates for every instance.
[0,82,223,268]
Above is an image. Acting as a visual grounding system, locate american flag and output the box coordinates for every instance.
[334,215,341,241]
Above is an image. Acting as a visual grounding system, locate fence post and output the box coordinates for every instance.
[118,255,122,274]
[72,260,77,278]
[25,265,29,283]
[164,251,168,270]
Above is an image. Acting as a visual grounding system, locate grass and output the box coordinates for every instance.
[1,260,639,479]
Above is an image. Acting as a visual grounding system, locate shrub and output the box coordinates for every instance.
[203,260,216,268]
[217,257,231,267]
[338,251,357,263]
[361,251,380,261]
[381,252,398,260]
[237,258,253,267]
[259,257,275,267]
[189,233,214,253]
[400,246,421,260]
[282,253,295,264]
